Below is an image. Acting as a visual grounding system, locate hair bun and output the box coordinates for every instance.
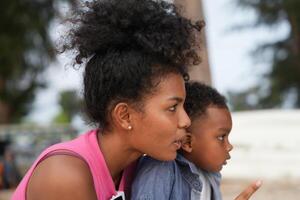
[62,0,204,66]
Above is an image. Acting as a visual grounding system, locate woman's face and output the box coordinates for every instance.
[129,73,191,161]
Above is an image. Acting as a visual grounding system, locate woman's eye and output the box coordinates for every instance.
[168,105,177,112]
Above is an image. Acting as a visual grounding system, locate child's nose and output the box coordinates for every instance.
[227,142,233,152]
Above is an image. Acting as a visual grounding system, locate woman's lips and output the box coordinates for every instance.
[173,140,182,149]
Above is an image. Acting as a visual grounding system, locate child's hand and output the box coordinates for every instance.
[234,180,262,200]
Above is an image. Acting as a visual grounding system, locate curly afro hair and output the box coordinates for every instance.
[62,0,204,129]
[184,81,228,120]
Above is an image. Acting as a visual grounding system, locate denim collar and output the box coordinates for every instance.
[175,153,222,193]
[176,153,200,176]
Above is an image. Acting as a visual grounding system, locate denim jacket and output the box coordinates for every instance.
[131,154,222,200]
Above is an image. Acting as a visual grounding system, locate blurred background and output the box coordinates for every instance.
[0,0,299,199]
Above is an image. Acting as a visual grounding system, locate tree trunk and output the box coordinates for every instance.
[0,76,11,124]
[174,0,212,85]
[0,101,11,124]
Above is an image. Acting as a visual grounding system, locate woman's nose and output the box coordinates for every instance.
[179,109,191,129]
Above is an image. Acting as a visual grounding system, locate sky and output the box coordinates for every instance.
[27,0,288,124]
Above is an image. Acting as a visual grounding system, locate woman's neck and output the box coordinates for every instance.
[98,130,141,186]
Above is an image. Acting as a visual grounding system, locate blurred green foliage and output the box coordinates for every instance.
[0,0,77,123]
[53,90,82,123]
[230,0,300,110]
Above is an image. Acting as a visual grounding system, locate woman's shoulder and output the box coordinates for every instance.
[26,155,97,200]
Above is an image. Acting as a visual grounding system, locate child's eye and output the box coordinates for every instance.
[217,135,225,141]
[168,104,177,112]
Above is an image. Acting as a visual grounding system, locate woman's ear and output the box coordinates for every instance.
[111,102,133,131]
[181,132,193,153]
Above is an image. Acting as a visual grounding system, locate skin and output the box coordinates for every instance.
[183,106,233,172]
[127,73,191,161]
[235,180,262,200]
[182,105,262,199]
[174,0,261,197]
[27,72,190,200]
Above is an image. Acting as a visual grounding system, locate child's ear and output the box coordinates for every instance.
[181,132,193,153]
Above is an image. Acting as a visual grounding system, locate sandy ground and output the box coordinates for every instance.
[0,189,13,200]
[221,178,300,200]
[1,178,299,200]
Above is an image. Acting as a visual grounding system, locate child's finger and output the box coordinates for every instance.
[234,180,262,200]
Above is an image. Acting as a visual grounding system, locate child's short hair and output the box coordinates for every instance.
[184,81,228,120]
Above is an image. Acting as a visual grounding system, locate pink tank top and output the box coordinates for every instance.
[12,129,136,200]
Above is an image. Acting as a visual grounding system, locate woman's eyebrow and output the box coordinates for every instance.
[167,96,184,103]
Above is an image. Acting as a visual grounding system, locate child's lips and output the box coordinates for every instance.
[223,156,231,165]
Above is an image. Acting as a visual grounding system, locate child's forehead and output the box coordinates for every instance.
[190,107,232,128]
[201,106,230,118]
[190,106,219,121]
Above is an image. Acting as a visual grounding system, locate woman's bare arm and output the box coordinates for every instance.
[26,155,97,200]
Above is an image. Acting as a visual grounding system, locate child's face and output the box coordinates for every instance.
[184,106,233,172]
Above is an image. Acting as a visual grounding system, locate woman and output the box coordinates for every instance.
[12,0,202,199]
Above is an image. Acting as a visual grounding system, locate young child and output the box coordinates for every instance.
[131,81,233,200]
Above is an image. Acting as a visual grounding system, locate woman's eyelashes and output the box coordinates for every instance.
[168,104,178,112]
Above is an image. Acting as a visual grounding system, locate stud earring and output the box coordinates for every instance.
[128,125,132,130]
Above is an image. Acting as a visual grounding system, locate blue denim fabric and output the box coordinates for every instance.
[131,154,222,200]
